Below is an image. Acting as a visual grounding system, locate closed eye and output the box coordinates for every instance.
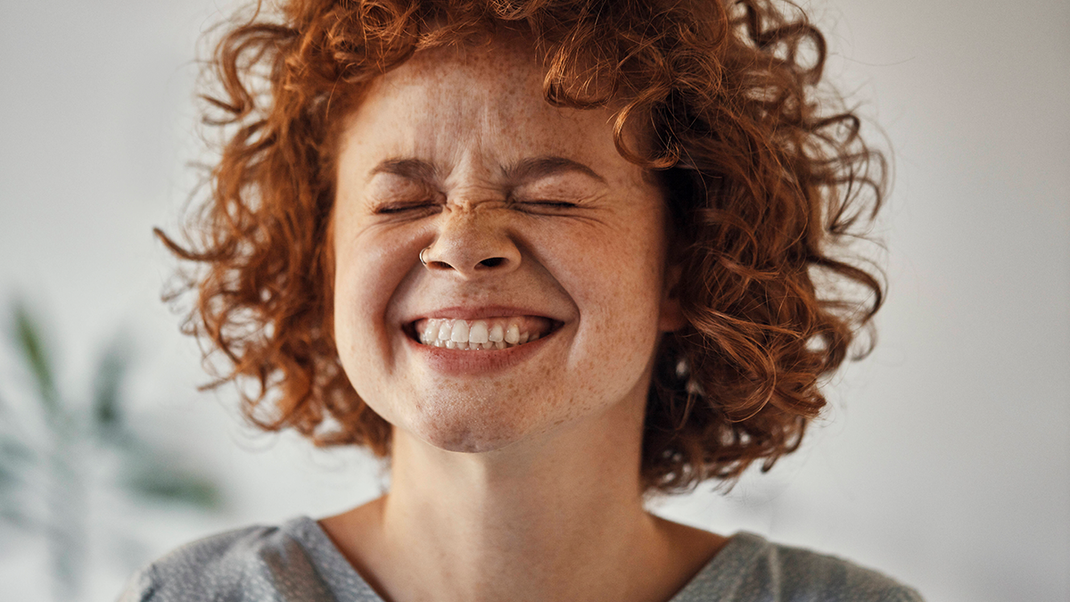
[517,200,580,213]
[373,201,440,215]
[529,201,577,208]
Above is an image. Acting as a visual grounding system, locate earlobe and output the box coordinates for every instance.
[658,264,687,332]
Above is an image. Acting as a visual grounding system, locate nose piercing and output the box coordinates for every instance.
[419,246,431,267]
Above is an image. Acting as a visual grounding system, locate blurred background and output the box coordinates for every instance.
[0,0,1066,600]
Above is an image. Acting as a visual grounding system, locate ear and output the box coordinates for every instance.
[658,263,687,332]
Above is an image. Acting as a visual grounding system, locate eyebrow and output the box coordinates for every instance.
[505,156,606,184]
[368,158,438,183]
[367,155,605,185]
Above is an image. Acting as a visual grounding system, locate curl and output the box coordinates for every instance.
[160,0,887,493]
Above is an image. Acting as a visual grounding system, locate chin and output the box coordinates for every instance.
[409,422,533,455]
[419,429,513,454]
[402,393,544,454]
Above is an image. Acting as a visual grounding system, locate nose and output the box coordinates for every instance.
[419,208,521,277]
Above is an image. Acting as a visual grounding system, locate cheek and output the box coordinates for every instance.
[551,224,667,382]
[555,220,667,318]
[332,257,379,403]
[331,245,420,432]
[331,227,418,382]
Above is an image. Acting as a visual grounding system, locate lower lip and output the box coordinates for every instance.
[405,331,554,375]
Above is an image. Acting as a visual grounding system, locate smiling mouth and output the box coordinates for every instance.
[410,317,558,350]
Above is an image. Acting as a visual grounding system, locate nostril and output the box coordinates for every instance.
[478,257,507,268]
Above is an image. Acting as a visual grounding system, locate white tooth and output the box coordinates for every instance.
[437,322,451,342]
[469,321,489,344]
[451,320,470,343]
[529,332,540,341]
[434,339,445,348]
[482,342,495,350]
[505,324,520,345]
[445,340,457,349]
[421,322,436,344]
[495,341,506,350]
[457,342,469,350]
[518,332,529,344]
[488,324,504,342]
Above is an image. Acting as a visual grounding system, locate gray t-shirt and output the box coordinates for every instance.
[119,516,923,601]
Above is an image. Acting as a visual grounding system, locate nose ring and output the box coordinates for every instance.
[419,246,431,267]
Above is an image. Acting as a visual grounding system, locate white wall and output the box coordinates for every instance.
[1,1,1066,600]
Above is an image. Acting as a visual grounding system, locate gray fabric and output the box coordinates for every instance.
[119,516,923,601]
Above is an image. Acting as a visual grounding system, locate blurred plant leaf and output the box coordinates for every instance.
[125,460,222,510]
[0,404,35,492]
[0,438,36,468]
[0,461,19,493]
[91,338,129,433]
[12,302,59,416]
[1,299,224,600]
[0,506,34,529]
[0,439,35,529]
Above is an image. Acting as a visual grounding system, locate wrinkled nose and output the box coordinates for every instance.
[419,209,520,277]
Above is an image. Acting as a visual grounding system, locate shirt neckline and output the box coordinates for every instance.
[283,515,766,602]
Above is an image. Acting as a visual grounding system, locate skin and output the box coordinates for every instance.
[324,37,726,602]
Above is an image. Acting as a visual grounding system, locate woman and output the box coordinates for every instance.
[123,0,922,600]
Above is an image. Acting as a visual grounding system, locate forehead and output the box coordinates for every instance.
[384,35,543,95]
[337,38,624,173]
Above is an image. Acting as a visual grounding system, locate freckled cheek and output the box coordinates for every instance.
[333,241,407,355]
[587,230,667,361]
[332,249,412,412]
[556,227,665,310]
[531,229,618,296]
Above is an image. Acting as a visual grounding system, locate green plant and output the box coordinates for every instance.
[0,301,222,601]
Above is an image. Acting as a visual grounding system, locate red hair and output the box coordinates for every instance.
[160,0,886,492]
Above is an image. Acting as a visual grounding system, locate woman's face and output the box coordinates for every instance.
[332,39,682,454]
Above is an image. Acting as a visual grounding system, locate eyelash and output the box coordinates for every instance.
[373,200,579,215]
[518,200,579,212]
[374,202,440,215]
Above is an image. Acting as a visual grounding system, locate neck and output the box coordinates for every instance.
[389,396,649,587]
[321,394,724,602]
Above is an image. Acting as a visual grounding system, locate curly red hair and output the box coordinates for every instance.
[160,0,885,492]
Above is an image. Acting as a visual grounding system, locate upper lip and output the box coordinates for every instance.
[402,305,559,323]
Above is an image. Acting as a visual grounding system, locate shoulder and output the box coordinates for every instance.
[117,517,337,602]
[754,534,924,602]
[676,532,924,602]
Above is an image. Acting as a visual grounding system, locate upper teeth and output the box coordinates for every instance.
[418,318,542,350]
